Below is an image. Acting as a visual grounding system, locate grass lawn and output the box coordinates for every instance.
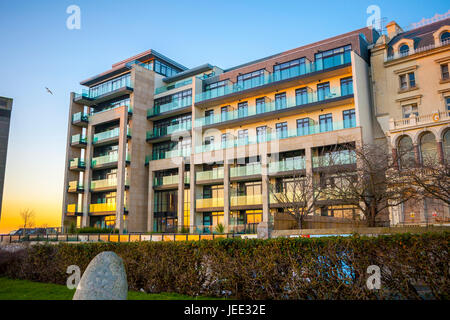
[0,277,220,300]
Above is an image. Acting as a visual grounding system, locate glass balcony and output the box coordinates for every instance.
[93,128,120,144]
[165,147,191,159]
[196,167,224,181]
[185,172,190,184]
[269,192,295,204]
[146,122,192,140]
[196,198,224,209]
[91,153,118,167]
[69,158,85,170]
[90,178,117,191]
[195,120,356,154]
[230,163,261,178]
[268,158,306,174]
[230,194,262,206]
[72,112,89,124]
[195,86,351,127]
[68,181,84,192]
[67,204,82,214]
[154,175,179,187]
[71,134,87,146]
[89,203,116,213]
[147,96,192,117]
[74,75,132,100]
[312,150,357,168]
[195,51,351,103]
[155,79,192,95]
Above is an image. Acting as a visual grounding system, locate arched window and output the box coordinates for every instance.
[443,130,450,163]
[420,132,437,165]
[399,44,410,57]
[398,135,415,168]
[441,31,450,45]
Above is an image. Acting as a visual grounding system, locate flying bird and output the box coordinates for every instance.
[45,87,53,95]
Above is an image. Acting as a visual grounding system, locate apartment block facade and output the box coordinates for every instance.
[371,18,450,225]
[0,96,13,220]
[62,27,382,234]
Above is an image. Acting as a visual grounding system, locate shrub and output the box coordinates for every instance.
[0,233,448,299]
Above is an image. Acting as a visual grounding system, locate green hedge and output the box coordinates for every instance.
[0,233,448,299]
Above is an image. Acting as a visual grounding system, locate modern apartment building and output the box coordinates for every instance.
[371,17,450,225]
[0,96,13,220]
[62,27,381,234]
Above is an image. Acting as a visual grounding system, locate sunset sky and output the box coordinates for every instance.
[0,0,448,233]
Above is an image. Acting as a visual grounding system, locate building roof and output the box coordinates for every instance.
[162,63,214,83]
[388,17,450,50]
[80,49,188,87]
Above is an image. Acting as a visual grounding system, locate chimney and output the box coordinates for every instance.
[386,21,403,39]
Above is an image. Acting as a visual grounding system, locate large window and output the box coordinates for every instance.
[205,80,228,98]
[397,135,415,169]
[273,58,306,80]
[317,82,331,101]
[153,113,191,136]
[153,59,180,77]
[420,132,437,164]
[295,87,309,105]
[340,77,353,96]
[256,98,266,113]
[237,69,265,90]
[89,73,131,98]
[297,118,312,136]
[256,126,267,143]
[402,104,418,119]
[399,44,410,57]
[276,122,288,139]
[343,109,356,128]
[315,45,351,70]
[152,141,177,160]
[221,106,229,121]
[275,92,287,110]
[440,31,450,44]
[238,129,249,146]
[238,102,248,118]
[399,72,416,90]
[319,113,333,132]
[154,89,192,110]
[205,110,214,125]
[441,64,449,80]
[443,130,450,163]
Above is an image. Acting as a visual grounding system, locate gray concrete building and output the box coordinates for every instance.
[0,96,13,220]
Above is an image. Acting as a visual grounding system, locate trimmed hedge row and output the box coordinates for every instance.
[0,233,448,300]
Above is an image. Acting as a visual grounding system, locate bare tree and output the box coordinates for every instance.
[321,144,415,227]
[269,172,323,229]
[19,208,35,236]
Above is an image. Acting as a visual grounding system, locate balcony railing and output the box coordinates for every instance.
[146,122,192,139]
[74,77,132,100]
[389,110,450,131]
[93,128,120,144]
[89,203,116,213]
[71,134,87,145]
[195,120,356,154]
[268,158,306,174]
[230,194,262,206]
[385,39,450,62]
[195,86,352,127]
[152,147,191,161]
[72,112,89,124]
[230,163,261,178]
[195,51,351,103]
[196,198,224,209]
[90,178,117,190]
[154,79,192,95]
[68,181,84,192]
[196,167,224,181]
[69,158,85,169]
[147,96,192,117]
[312,150,356,168]
[154,175,179,187]
[67,204,82,214]
[91,153,118,167]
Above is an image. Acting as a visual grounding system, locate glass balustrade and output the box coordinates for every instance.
[74,75,132,100]
[72,112,89,123]
[147,96,192,117]
[89,203,116,213]
[230,163,261,177]
[91,153,118,167]
[196,198,224,209]
[230,194,263,206]
[196,167,224,181]
[93,128,120,144]
[312,150,357,168]
[71,134,87,145]
[67,204,82,214]
[268,158,306,174]
[90,178,117,190]
[154,79,192,95]
[195,51,351,103]
[69,158,85,169]
[147,122,192,139]
[68,181,83,192]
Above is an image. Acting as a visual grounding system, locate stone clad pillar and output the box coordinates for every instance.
[223,159,231,232]
[82,124,93,228]
[115,107,128,233]
[414,144,421,167]
[147,170,154,232]
[392,148,399,169]
[177,161,185,231]
[437,141,444,164]
[258,152,271,239]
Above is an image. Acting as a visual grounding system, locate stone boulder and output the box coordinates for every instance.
[73,251,128,300]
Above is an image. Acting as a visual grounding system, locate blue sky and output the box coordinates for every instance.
[0,0,448,231]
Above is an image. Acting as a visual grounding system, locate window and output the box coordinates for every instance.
[441,64,449,80]
[402,104,418,119]
[446,97,450,115]
[204,136,214,146]
[221,133,228,148]
[205,80,228,98]
[152,141,177,160]
[315,45,351,70]
[398,136,415,169]
[441,31,450,44]
[273,58,306,80]
[319,113,333,132]
[295,87,309,105]
[256,126,267,143]
[317,82,331,101]
[238,129,248,146]
[420,132,437,164]
[399,44,410,57]
[399,72,416,90]
[297,118,311,136]
[443,130,450,163]
[153,59,181,77]
[205,110,214,125]
[237,69,264,90]
[221,106,229,121]
[340,77,353,96]
[276,122,288,139]
[343,109,356,128]
[256,98,266,113]
[275,92,287,110]
[89,74,131,98]
[154,89,192,111]
[238,102,248,118]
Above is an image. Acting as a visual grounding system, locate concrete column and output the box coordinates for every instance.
[392,148,399,169]
[82,124,93,228]
[437,141,444,164]
[414,144,421,167]
[305,146,313,176]
[115,107,128,233]
[147,170,154,232]
[223,159,231,232]
[177,161,185,231]
[189,163,197,233]
[258,152,271,239]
